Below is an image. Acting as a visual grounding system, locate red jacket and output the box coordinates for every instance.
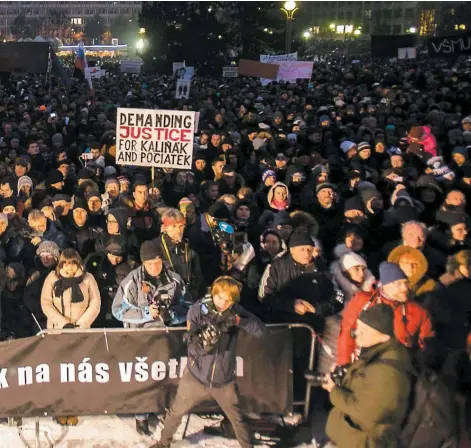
[337,290,434,365]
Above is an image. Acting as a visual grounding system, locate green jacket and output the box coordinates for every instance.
[326,339,412,448]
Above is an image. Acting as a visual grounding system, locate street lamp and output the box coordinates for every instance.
[354,29,361,36]
[136,38,144,50]
[303,30,311,39]
[139,27,146,35]
[281,1,298,53]
[408,26,417,33]
[329,23,336,31]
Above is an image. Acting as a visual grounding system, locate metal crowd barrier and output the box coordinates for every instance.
[8,323,317,447]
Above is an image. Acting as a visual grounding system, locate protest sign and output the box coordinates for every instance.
[182,66,194,80]
[0,328,293,417]
[277,61,314,82]
[175,79,191,99]
[85,67,105,79]
[238,59,279,80]
[223,66,239,77]
[260,52,297,84]
[173,62,186,78]
[398,47,417,59]
[116,108,195,169]
[428,32,471,58]
[120,60,142,74]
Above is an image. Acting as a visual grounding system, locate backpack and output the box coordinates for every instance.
[378,359,459,448]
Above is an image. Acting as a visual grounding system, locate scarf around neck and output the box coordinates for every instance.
[54,273,85,303]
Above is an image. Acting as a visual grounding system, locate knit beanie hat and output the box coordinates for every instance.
[262,169,276,183]
[78,168,95,180]
[358,303,395,337]
[104,166,117,178]
[341,252,367,271]
[36,241,60,260]
[452,146,468,159]
[379,261,407,285]
[357,141,371,152]
[105,241,125,257]
[340,141,356,154]
[289,229,314,248]
[140,240,163,262]
[73,197,88,211]
[17,176,33,194]
[316,182,337,194]
[52,194,71,203]
[47,169,64,186]
[344,196,365,213]
[105,178,120,188]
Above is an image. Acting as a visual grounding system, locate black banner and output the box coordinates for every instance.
[0,42,49,73]
[371,34,417,58]
[0,328,293,417]
[428,32,471,58]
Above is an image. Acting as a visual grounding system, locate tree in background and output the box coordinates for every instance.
[111,16,137,45]
[42,9,69,38]
[10,13,37,39]
[84,14,105,43]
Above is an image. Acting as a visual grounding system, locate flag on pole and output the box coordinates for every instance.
[73,42,93,92]
[49,45,71,88]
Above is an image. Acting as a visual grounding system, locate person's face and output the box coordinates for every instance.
[215,114,223,124]
[0,219,8,235]
[274,116,282,125]
[345,233,364,252]
[347,265,366,284]
[51,180,64,191]
[382,278,409,302]
[355,320,390,348]
[133,185,149,204]
[143,257,163,277]
[0,183,13,198]
[317,188,334,207]
[2,205,15,217]
[11,138,19,149]
[236,205,250,221]
[213,161,225,175]
[14,164,27,177]
[446,190,465,207]
[62,261,79,278]
[200,134,209,145]
[8,150,16,160]
[290,245,315,265]
[273,186,287,202]
[398,254,420,279]
[185,205,196,225]
[212,290,234,313]
[359,149,371,160]
[451,223,468,241]
[195,159,206,171]
[211,134,221,147]
[175,172,187,186]
[391,155,404,168]
[88,197,102,213]
[91,148,101,159]
[106,213,120,235]
[277,224,292,241]
[264,233,281,256]
[403,224,426,250]
[58,163,69,177]
[265,175,276,187]
[3,124,12,135]
[107,253,123,266]
[375,142,385,153]
[73,208,88,227]
[452,153,466,167]
[209,184,219,200]
[106,182,120,198]
[28,143,39,155]
[276,159,287,169]
[463,122,471,132]
[164,221,185,243]
[40,253,56,268]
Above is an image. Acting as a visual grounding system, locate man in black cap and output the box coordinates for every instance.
[323,304,412,448]
[112,239,188,436]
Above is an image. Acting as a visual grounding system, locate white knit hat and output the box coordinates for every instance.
[341,252,367,271]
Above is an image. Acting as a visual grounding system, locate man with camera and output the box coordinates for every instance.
[151,276,265,448]
[112,240,189,436]
[322,304,412,447]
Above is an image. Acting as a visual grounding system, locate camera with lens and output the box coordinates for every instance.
[148,293,174,324]
[305,365,349,387]
[212,221,247,254]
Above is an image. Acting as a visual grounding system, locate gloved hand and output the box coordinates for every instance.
[63,323,78,329]
[217,313,239,333]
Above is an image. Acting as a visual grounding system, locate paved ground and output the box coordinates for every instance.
[0,414,319,448]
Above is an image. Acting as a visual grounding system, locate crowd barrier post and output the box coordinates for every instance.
[19,323,316,444]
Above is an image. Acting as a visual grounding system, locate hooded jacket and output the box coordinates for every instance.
[337,289,434,366]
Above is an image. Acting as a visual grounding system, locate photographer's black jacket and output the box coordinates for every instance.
[187,297,264,388]
[258,253,344,322]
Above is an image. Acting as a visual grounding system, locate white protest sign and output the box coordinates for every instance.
[85,67,105,79]
[223,66,239,77]
[120,60,142,74]
[116,108,195,169]
[277,61,313,82]
[175,79,191,99]
[398,47,417,59]
[182,66,194,80]
[260,52,297,85]
[173,62,186,78]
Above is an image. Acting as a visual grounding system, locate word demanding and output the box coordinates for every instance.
[116,108,195,169]
[0,356,244,388]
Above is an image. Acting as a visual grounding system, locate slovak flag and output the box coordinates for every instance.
[74,42,87,72]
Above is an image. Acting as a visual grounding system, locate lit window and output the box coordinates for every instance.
[311,26,320,34]
[71,17,82,25]
[459,24,466,30]
[345,25,353,33]
[336,25,345,34]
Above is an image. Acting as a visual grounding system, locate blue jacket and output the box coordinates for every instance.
[186,296,265,387]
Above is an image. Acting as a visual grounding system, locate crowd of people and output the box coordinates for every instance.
[0,54,470,446]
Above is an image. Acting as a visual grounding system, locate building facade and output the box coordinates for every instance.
[0,1,141,40]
